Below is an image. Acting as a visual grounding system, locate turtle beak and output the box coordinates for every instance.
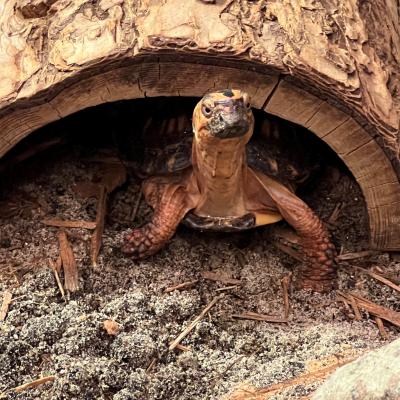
[208,100,250,139]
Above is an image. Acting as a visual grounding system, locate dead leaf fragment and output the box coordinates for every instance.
[103,320,120,336]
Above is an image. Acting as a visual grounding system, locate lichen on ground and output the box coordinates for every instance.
[0,144,399,400]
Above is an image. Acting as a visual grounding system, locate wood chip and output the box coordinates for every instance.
[91,185,107,266]
[42,219,96,229]
[337,250,378,261]
[58,230,79,292]
[0,290,12,322]
[169,296,221,351]
[164,280,198,293]
[103,320,121,336]
[201,271,241,285]
[13,376,55,393]
[232,312,288,323]
[281,274,291,319]
[374,316,389,339]
[337,291,400,327]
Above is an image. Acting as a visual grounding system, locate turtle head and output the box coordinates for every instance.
[193,89,254,142]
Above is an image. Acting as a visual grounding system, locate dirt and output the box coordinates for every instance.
[0,107,399,400]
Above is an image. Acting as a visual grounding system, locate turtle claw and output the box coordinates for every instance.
[294,275,337,293]
[121,226,165,259]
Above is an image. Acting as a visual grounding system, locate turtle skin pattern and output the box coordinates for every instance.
[122,90,337,292]
[121,184,188,258]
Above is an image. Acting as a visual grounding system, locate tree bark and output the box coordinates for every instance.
[0,0,399,249]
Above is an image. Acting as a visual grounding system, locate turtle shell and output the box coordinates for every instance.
[122,99,320,188]
[137,114,320,187]
[247,117,320,189]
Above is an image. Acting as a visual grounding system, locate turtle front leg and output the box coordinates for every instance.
[293,212,337,292]
[250,170,337,292]
[277,201,337,292]
[121,184,189,259]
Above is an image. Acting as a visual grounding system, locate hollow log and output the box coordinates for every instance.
[0,0,399,249]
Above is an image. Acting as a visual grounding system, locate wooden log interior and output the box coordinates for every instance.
[0,0,399,250]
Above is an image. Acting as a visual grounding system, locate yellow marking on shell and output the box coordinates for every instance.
[254,212,283,226]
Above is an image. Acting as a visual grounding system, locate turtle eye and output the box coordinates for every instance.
[242,94,251,109]
[202,104,212,117]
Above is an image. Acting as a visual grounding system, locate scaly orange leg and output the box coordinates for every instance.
[121,184,189,259]
[273,193,336,291]
[250,169,337,292]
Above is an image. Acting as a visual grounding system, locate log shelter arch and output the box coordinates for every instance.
[0,60,399,250]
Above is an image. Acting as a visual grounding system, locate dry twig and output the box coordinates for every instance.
[349,265,400,294]
[43,219,96,229]
[49,259,65,301]
[201,271,241,285]
[13,376,56,393]
[349,295,362,321]
[226,357,352,399]
[281,274,291,319]
[337,291,400,327]
[273,242,303,262]
[374,317,389,339]
[146,357,157,374]
[216,285,239,292]
[258,357,356,397]
[91,185,107,266]
[0,137,64,173]
[337,250,378,261]
[130,191,142,222]
[175,343,191,351]
[169,296,221,350]
[232,312,287,323]
[327,202,342,224]
[164,280,198,293]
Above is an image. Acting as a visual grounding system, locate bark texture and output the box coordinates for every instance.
[0,0,399,249]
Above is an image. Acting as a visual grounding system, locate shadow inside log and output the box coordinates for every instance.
[0,96,369,256]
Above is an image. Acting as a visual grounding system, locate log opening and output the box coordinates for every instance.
[0,93,370,254]
[0,60,399,250]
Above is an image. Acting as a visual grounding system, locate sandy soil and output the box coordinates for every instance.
[0,122,399,400]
